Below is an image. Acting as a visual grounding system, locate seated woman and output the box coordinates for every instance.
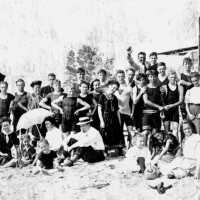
[44,116,63,152]
[64,117,105,166]
[0,117,20,166]
[152,132,179,164]
[159,120,200,179]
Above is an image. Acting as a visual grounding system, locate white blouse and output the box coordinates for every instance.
[45,127,63,150]
[185,87,200,104]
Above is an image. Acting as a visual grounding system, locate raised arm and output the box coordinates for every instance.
[127,50,140,71]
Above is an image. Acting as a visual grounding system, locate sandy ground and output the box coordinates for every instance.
[0,158,200,200]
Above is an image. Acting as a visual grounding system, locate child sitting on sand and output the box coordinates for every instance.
[4,134,36,168]
[120,134,151,173]
[33,139,63,175]
[20,135,36,165]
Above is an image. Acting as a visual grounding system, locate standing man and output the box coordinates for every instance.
[0,81,14,121]
[11,79,29,132]
[125,68,135,88]
[127,47,149,74]
[115,70,133,147]
[148,52,158,72]
[142,70,164,147]
[40,73,56,98]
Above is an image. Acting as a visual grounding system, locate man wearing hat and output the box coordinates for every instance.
[64,117,105,166]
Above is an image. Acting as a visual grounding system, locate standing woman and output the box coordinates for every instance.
[163,70,184,139]
[179,57,193,120]
[77,81,96,118]
[11,79,29,132]
[185,72,200,135]
[39,79,63,127]
[28,80,42,110]
[98,80,124,153]
[132,73,148,132]
[0,81,14,121]
[90,79,101,130]
[27,80,43,143]
[39,79,63,111]
[52,83,90,136]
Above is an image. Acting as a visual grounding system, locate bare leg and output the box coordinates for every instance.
[193,119,200,135]
[171,122,179,139]
[164,121,170,134]
[143,129,151,147]
[3,159,17,168]
[124,125,133,148]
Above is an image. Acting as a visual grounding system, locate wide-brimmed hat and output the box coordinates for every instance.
[30,80,42,88]
[76,117,93,126]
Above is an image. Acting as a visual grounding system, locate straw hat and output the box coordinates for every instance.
[76,117,93,126]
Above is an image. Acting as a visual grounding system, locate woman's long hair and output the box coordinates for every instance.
[180,119,196,141]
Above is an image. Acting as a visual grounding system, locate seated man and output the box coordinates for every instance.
[64,117,105,166]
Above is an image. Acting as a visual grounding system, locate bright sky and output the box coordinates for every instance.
[0,0,199,89]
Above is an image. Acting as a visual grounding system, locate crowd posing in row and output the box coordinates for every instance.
[0,49,200,179]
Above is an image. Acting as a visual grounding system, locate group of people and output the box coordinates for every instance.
[0,48,200,179]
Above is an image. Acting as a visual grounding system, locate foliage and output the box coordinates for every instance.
[65,45,114,82]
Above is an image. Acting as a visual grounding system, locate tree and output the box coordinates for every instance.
[65,45,114,82]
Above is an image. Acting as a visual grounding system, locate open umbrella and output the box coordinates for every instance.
[16,108,53,168]
[17,108,53,131]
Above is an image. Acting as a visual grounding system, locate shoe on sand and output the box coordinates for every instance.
[167,173,175,179]
[63,159,73,167]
